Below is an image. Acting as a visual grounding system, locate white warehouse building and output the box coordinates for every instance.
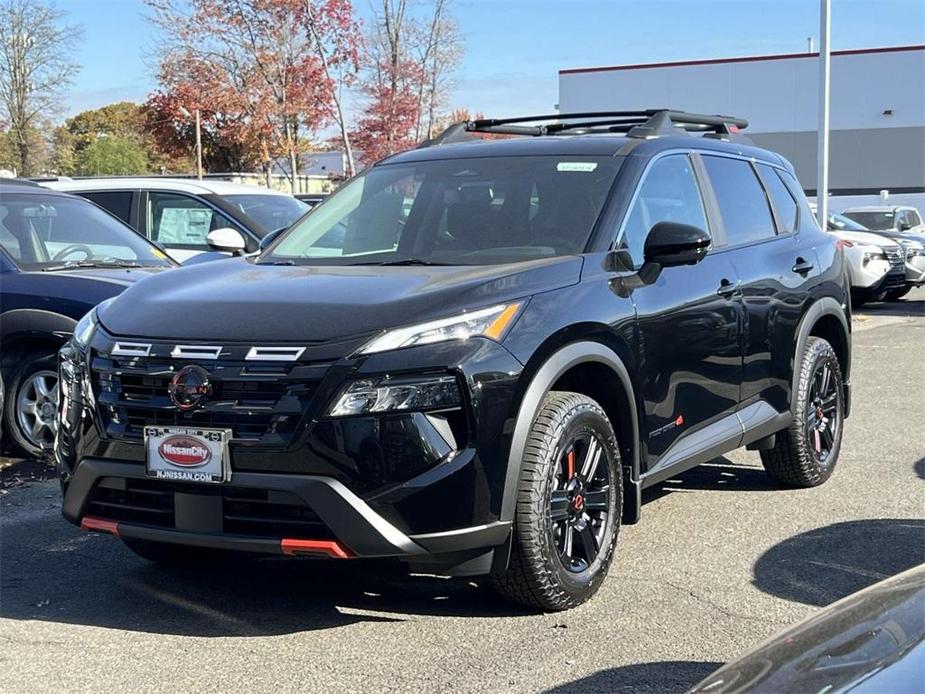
[558,45,925,209]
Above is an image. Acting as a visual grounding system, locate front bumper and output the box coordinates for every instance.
[63,459,511,569]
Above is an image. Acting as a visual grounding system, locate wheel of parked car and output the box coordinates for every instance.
[4,353,59,457]
[884,286,911,301]
[760,337,844,488]
[492,391,622,611]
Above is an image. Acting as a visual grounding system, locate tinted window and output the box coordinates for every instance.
[146,192,236,247]
[267,156,623,265]
[620,154,708,266]
[703,156,775,245]
[757,165,798,235]
[221,194,309,233]
[0,193,172,269]
[81,191,133,225]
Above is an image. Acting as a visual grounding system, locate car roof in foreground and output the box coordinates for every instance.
[41,177,293,197]
[381,132,787,167]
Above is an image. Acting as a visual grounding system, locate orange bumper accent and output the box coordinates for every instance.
[280,538,352,558]
[80,516,120,537]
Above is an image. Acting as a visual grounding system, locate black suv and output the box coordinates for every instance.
[57,111,851,611]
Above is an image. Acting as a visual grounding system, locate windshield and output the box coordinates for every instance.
[0,192,174,271]
[262,155,623,265]
[222,194,309,233]
[827,212,868,232]
[842,211,895,230]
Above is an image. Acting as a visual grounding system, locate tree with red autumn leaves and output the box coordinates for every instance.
[145,0,362,185]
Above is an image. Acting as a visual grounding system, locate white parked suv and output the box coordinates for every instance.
[841,205,925,235]
[813,205,906,305]
[42,178,309,262]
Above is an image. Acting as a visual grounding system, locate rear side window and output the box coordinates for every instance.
[756,164,798,235]
[81,191,133,225]
[702,156,775,245]
[620,154,709,266]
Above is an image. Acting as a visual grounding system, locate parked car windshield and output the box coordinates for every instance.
[842,210,895,230]
[221,194,309,233]
[261,155,623,265]
[0,192,174,270]
[827,212,869,232]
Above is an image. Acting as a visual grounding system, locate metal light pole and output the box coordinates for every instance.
[194,108,203,180]
[816,0,831,228]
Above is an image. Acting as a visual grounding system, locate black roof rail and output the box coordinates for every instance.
[421,109,752,146]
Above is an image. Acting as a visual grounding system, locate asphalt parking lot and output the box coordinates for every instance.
[1,289,923,694]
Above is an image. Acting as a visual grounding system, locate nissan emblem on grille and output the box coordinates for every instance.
[168,365,213,411]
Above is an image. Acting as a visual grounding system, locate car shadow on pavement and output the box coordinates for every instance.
[752,518,925,607]
[854,295,925,318]
[0,511,527,637]
[544,661,723,694]
[914,457,925,480]
[643,457,778,505]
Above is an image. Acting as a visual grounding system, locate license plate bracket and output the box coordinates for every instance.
[145,426,231,484]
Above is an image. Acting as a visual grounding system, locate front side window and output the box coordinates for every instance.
[702,156,775,246]
[619,154,709,266]
[147,192,237,247]
[221,194,309,233]
[263,155,623,265]
[0,192,173,270]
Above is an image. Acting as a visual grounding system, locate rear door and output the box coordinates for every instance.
[618,152,744,474]
[698,154,819,415]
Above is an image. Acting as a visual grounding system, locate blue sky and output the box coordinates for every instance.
[58,0,925,120]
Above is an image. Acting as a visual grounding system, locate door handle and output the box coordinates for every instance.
[792,258,814,275]
[716,278,737,298]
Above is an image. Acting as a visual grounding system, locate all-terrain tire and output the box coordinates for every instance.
[761,337,844,488]
[492,391,622,611]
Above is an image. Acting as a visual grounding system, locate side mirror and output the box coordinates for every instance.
[206,227,246,254]
[258,227,286,253]
[898,220,912,231]
[644,221,711,267]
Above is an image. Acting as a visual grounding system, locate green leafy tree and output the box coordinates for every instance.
[75,135,150,175]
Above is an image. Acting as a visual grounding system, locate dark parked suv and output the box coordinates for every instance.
[57,111,851,611]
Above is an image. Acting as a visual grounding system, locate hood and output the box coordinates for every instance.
[830,230,901,249]
[97,255,583,342]
[38,266,168,287]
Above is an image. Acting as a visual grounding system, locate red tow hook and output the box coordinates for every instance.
[280,538,353,559]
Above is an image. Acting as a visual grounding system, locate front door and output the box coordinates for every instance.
[615,153,743,473]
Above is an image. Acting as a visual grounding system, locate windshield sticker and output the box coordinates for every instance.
[557,162,598,172]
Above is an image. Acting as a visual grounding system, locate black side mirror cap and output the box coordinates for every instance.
[259,227,286,253]
[643,221,711,267]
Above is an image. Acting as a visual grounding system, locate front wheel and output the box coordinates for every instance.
[492,391,622,611]
[4,353,59,457]
[761,337,844,487]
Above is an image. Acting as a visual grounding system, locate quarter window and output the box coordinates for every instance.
[756,164,798,235]
[703,156,775,245]
[620,154,709,266]
[146,192,236,247]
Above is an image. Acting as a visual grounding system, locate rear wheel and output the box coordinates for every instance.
[4,353,59,457]
[492,391,622,611]
[761,337,843,487]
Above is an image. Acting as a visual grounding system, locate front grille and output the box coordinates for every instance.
[84,479,335,540]
[92,352,329,444]
[886,248,905,269]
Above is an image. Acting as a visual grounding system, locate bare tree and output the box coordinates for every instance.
[0,0,80,176]
[416,0,461,140]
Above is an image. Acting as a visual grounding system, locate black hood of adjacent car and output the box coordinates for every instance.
[97,256,583,342]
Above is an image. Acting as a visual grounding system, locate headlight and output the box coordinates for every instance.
[327,374,461,417]
[72,309,98,349]
[357,302,524,355]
